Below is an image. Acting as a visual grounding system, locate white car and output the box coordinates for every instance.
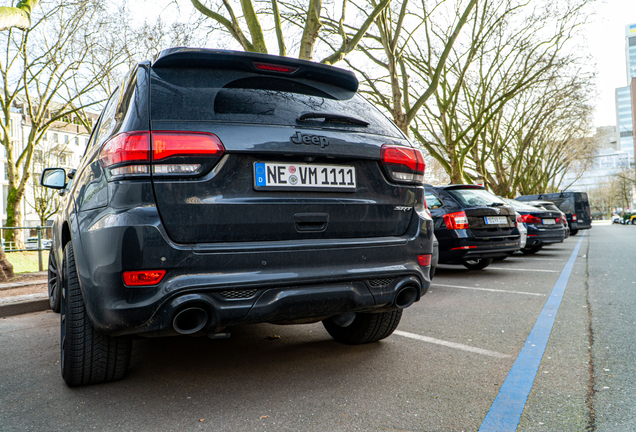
[516,211,527,249]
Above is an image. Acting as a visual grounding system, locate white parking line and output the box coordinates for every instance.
[487,267,559,273]
[394,330,511,359]
[432,284,546,296]
[507,257,565,261]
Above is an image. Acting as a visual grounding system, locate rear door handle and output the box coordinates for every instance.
[294,213,329,232]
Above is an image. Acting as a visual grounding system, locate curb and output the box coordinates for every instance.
[0,298,50,318]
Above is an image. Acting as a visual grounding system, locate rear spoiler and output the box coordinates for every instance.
[152,48,358,92]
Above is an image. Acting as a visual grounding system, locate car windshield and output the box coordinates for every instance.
[446,188,506,207]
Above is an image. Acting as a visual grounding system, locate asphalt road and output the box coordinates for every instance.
[0,223,633,431]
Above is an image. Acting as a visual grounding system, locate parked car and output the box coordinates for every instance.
[611,215,621,224]
[25,237,52,250]
[502,198,566,254]
[523,200,570,239]
[41,48,435,386]
[515,192,591,236]
[515,211,528,249]
[424,184,520,270]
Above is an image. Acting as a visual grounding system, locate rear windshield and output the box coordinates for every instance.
[150,68,404,138]
[506,199,543,212]
[446,188,505,207]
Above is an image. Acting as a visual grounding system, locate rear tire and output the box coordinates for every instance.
[48,249,60,313]
[323,310,402,345]
[521,244,543,254]
[61,242,132,386]
[570,229,579,236]
[462,258,492,270]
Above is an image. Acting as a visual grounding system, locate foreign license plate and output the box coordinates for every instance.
[542,218,556,225]
[485,216,508,225]
[254,162,356,191]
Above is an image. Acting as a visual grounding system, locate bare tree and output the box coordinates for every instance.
[409,0,594,186]
[0,0,131,280]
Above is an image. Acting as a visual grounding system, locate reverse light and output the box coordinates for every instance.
[123,270,166,287]
[519,214,542,225]
[381,145,425,184]
[443,211,469,230]
[417,254,432,266]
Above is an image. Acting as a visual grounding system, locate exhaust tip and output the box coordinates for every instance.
[395,286,417,309]
[173,307,208,334]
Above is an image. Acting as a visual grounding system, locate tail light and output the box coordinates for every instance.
[572,214,577,221]
[519,214,542,224]
[99,131,151,176]
[555,217,561,224]
[443,211,469,230]
[100,131,225,179]
[417,254,431,266]
[381,145,425,184]
[254,62,299,73]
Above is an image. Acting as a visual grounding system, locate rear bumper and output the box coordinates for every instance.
[525,226,565,246]
[72,204,433,336]
[438,232,520,263]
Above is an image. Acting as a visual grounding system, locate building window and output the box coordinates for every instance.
[53,133,58,143]
[64,135,69,144]
[4,163,7,180]
[33,150,43,163]
[75,137,79,145]
[59,154,68,165]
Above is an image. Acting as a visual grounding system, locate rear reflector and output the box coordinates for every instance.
[443,211,469,230]
[123,269,166,286]
[100,132,150,168]
[417,254,432,266]
[253,62,299,73]
[451,246,477,250]
[381,145,425,184]
[152,132,224,161]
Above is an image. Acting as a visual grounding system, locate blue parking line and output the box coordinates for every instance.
[479,233,587,431]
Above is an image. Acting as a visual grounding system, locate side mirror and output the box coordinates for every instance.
[41,168,67,189]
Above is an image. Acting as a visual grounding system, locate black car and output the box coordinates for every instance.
[41,48,434,386]
[523,200,570,239]
[424,185,520,270]
[503,198,566,254]
[515,192,591,235]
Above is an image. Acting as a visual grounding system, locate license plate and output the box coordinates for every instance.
[542,218,556,225]
[254,162,356,191]
[485,216,508,225]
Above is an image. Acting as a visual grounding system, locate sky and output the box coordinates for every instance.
[587,0,636,127]
[128,0,636,129]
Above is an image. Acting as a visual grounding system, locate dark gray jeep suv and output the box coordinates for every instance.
[42,48,434,386]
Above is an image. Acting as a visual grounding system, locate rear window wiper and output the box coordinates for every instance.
[297,112,369,127]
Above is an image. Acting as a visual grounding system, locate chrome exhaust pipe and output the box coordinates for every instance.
[394,286,417,309]
[173,307,208,334]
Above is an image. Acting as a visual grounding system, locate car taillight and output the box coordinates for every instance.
[381,144,425,184]
[572,214,577,221]
[443,211,469,230]
[152,131,225,175]
[99,131,151,176]
[100,131,226,179]
[519,214,542,224]
[556,217,561,224]
[253,62,299,73]
[122,269,166,286]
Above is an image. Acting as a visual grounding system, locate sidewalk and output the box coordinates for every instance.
[0,272,49,318]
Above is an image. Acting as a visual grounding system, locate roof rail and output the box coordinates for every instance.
[151,48,358,92]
